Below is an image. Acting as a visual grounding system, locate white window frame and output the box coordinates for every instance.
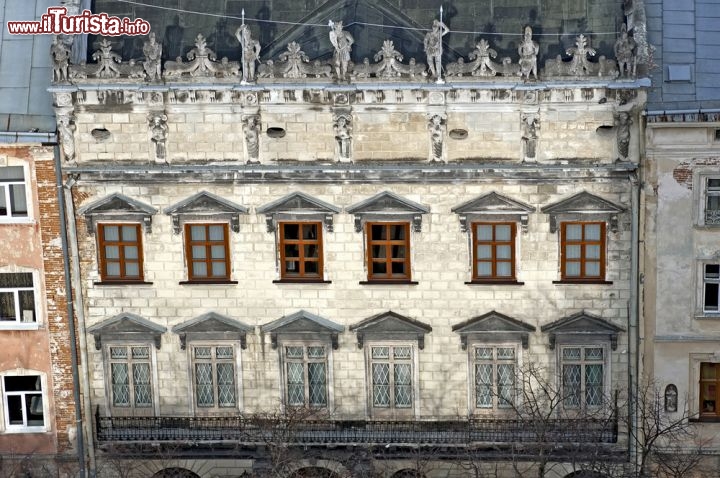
[364,341,419,419]
[187,342,242,414]
[278,341,333,411]
[468,343,521,415]
[0,370,49,433]
[0,269,40,330]
[694,172,720,227]
[103,343,159,416]
[701,262,720,315]
[0,164,32,223]
[559,344,608,411]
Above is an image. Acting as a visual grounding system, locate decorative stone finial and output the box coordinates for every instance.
[57,114,76,162]
[428,115,445,162]
[51,36,71,82]
[164,34,239,78]
[243,115,260,162]
[518,26,539,80]
[148,113,168,162]
[329,20,354,81]
[235,24,261,83]
[424,19,449,80]
[142,32,162,81]
[333,114,352,161]
[567,34,597,76]
[93,39,122,78]
[522,113,539,160]
[614,24,637,77]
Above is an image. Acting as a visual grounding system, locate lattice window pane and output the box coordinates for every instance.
[286,363,304,406]
[195,363,214,407]
[475,364,492,408]
[563,348,582,360]
[585,364,604,406]
[497,348,515,360]
[307,346,326,358]
[216,346,233,359]
[194,347,211,359]
[111,363,130,406]
[585,347,604,361]
[110,347,127,359]
[133,363,152,407]
[563,364,581,408]
[372,363,390,407]
[372,347,389,359]
[217,363,236,407]
[394,363,412,408]
[308,363,327,406]
[132,347,149,359]
[286,346,303,358]
[394,347,412,359]
[497,364,514,408]
[475,347,493,360]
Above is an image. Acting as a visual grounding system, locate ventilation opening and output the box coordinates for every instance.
[596,125,614,137]
[91,128,111,141]
[449,129,468,140]
[266,127,286,138]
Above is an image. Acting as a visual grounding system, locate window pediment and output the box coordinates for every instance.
[78,193,157,233]
[346,191,430,232]
[257,192,340,232]
[452,193,535,233]
[452,311,536,349]
[172,312,252,350]
[541,191,625,233]
[164,191,248,234]
[87,312,166,350]
[349,311,432,349]
[261,310,344,349]
[541,311,624,350]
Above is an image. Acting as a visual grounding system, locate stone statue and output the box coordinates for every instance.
[235,24,261,83]
[567,34,596,76]
[92,38,122,78]
[57,115,76,161]
[615,111,632,159]
[518,26,539,80]
[522,114,539,159]
[424,19,449,79]
[329,20,354,81]
[334,114,352,160]
[51,36,71,82]
[148,113,168,161]
[142,33,162,81]
[428,115,444,161]
[614,24,637,77]
[243,115,260,162]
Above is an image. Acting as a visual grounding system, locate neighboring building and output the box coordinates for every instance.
[54,0,648,476]
[643,0,720,472]
[0,0,83,474]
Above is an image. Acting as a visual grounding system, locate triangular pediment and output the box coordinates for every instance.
[164,191,248,216]
[350,311,431,348]
[452,193,535,215]
[88,313,167,350]
[262,310,344,349]
[257,192,341,215]
[452,311,536,334]
[541,192,625,215]
[172,312,252,334]
[79,193,157,216]
[346,191,429,215]
[541,311,624,350]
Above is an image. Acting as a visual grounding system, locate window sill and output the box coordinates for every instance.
[553,280,613,285]
[689,417,720,423]
[94,281,153,286]
[465,280,524,286]
[359,280,418,285]
[273,279,332,284]
[0,323,39,331]
[695,313,720,320]
[179,280,238,285]
[0,218,34,225]
[2,427,48,434]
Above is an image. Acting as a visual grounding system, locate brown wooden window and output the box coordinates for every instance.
[279,222,323,280]
[472,223,515,281]
[185,223,230,281]
[367,222,411,281]
[701,363,720,417]
[98,224,143,282]
[560,222,605,281]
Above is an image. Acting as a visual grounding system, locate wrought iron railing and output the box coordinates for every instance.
[95,409,617,445]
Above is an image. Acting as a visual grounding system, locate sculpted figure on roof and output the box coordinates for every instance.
[329,20,354,81]
[424,19,449,80]
[518,26,539,80]
[235,24,262,83]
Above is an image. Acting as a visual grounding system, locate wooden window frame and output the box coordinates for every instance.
[279,222,324,281]
[700,362,720,418]
[98,223,144,283]
[366,222,411,282]
[560,222,606,281]
[184,223,231,282]
[472,222,516,282]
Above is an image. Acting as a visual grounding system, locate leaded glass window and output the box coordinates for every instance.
[472,346,516,410]
[370,345,413,410]
[108,345,153,410]
[561,345,605,409]
[283,345,327,408]
[192,345,237,410]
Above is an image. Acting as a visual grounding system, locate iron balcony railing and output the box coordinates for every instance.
[95,411,618,445]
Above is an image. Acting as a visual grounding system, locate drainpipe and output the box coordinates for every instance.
[62,173,98,476]
[53,144,87,477]
[628,165,641,471]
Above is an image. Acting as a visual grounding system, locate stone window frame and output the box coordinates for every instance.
[102,342,160,417]
[97,223,145,283]
[558,343,610,412]
[0,369,49,434]
[183,222,232,283]
[364,341,419,419]
[693,171,720,227]
[697,260,720,317]
[187,341,242,415]
[0,163,31,223]
[0,269,41,330]
[689,353,720,420]
[279,341,333,410]
[469,342,522,415]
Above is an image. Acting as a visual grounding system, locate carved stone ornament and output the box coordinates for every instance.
[349,311,432,350]
[352,40,426,80]
[77,193,158,234]
[452,311,536,350]
[333,113,352,161]
[446,39,521,78]
[69,38,144,79]
[541,311,624,351]
[142,32,163,81]
[243,115,261,162]
[258,42,332,79]
[57,114,76,162]
[543,34,618,78]
[615,111,632,159]
[50,36,71,82]
[423,19,449,80]
[427,114,445,162]
[164,191,248,234]
[541,191,626,234]
[148,112,168,162]
[451,192,535,233]
[235,24,261,83]
[262,310,344,350]
[521,113,539,159]
[87,312,167,351]
[346,191,430,232]
[329,20,354,81]
[164,34,239,78]
[257,192,341,233]
[518,26,539,80]
[614,24,637,77]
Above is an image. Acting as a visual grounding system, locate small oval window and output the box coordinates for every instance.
[91,128,112,142]
[449,129,468,140]
[266,127,286,138]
